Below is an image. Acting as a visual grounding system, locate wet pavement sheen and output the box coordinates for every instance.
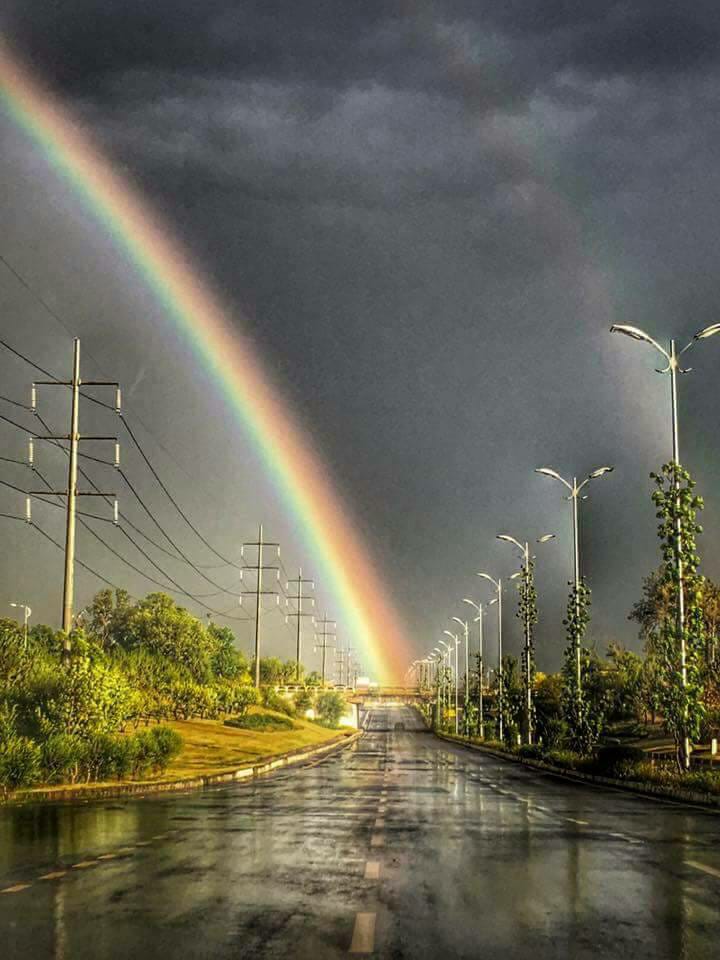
[1,704,720,958]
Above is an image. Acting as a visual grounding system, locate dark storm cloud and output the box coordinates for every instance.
[5,0,720,666]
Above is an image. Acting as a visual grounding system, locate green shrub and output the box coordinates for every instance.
[40,734,87,784]
[315,691,345,727]
[262,689,296,717]
[225,712,295,731]
[0,735,42,791]
[518,744,544,760]
[544,748,581,770]
[593,745,646,778]
[293,690,314,714]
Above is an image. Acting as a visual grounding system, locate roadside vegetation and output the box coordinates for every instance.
[0,589,349,796]
[425,464,720,798]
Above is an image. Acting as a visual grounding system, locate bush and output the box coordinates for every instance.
[0,735,42,791]
[544,748,581,771]
[316,691,346,727]
[262,689,297,717]
[517,744,545,760]
[293,690,314,714]
[593,745,646,778]
[225,712,295,731]
[40,734,87,784]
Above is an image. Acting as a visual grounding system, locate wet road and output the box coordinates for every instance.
[1,703,720,958]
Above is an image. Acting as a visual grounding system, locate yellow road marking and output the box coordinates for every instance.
[134,841,153,847]
[349,912,376,954]
[371,833,385,848]
[97,854,118,860]
[374,818,385,830]
[39,871,67,881]
[116,847,135,854]
[364,861,381,880]
[72,860,97,869]
[1,883,31,894]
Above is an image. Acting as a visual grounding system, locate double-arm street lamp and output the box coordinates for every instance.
[534,466,613,694]
[610,321,720,766]
[496,533,555,745]
[477,573,503,741]
[462,598,485,738]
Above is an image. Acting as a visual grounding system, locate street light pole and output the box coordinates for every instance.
[463,599,485,738]
[9,602,31,651]
[610,321,720,767]
[451,617,470,735]
[535,466,613,695]
[478,573,503,741]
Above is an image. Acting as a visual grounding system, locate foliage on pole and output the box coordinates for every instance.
[651,461,706,768]
[561,579,602,754]
[516,557,538,740]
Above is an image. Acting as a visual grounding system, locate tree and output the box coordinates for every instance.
[516,558,538,742]
[316,690,346,727]
[650,462,706,770]
[36,655,132,738]
[562,580,603,754]
[207,624,248,680]
[0,618,31,691]
[83,589,133,649]
[125,594,214,682]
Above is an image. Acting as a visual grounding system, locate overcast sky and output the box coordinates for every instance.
[3,2,720,677]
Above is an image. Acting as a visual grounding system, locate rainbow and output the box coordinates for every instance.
[0,43,411,683]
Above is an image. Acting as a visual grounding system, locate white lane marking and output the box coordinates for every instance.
[565,818,589,825]
[609,832,644,845]
[374,818,385,830]
[371,833,385,848]
[349,912,377,953]
[687,860,720,880]
[364,860,381,880]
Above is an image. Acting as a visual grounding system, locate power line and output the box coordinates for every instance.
[0,257,242,568]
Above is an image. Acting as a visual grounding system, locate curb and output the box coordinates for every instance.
[435,732,720,811]
[4,730,362,806]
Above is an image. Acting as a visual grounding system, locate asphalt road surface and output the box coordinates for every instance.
[2,703,720,958]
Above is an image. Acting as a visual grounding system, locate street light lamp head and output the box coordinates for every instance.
[694,323,720,341]
[451,616,467,629]
[477,572,496,585]
[589,466,614,479]
[509,571,523,580]
[497,534,514,544]
[443,630,457,642]
[489,597,498,606]
[537,533,556,543]
[535,467,564,482]
[610,324,654,344]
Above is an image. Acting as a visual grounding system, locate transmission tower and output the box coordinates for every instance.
[314,613,336,687]
[286,567,315,682]
[27,338,121,651]
[334,635,346,686]
[240,524,280,688]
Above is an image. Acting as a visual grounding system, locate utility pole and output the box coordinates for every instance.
[314,614,336,687]
[286,568,315,682]
[28,339,120,654]
[240,524,280,688]
[346,646,355,689]
[335,636,347,686]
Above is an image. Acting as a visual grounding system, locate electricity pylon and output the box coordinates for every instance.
[314,614,336,687]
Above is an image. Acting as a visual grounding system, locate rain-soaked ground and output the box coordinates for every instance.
[1,704,720,958]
